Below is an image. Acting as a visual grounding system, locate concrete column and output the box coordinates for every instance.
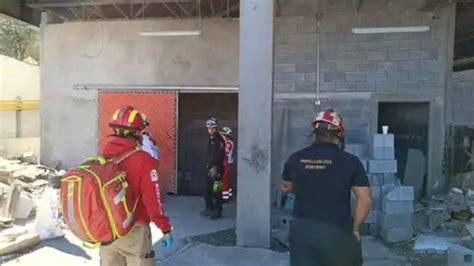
[237,0,274,248]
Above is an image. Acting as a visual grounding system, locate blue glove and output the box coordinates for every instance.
[161,234,173,249]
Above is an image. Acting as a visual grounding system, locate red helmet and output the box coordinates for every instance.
[109,106,149,133]
[312,108,345,139]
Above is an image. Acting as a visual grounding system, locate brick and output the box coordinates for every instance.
[325,71,346,82]
[448,245,474,266]
[345,52,366,61]
[320,62,337,71]
[379,213,413,228]
[287,34,306,44]
[367,51,387,61]
[422,39,440,49]
[320,82,336,91]
[295,81,316,91]
[356,82,376,91]
[275,82,295,92]
[398,81,420,91]
[325,32,347,42]
[409,70,440,81]
[420,60,442,70]
[377,62,398,71]
[337,42,360,52]
[346,72,366,81]
[275,64,296,73]
[398,61,419,71]
[399,40,421,50]
[277,17,298,34]
[378,41,398,50]
[374,147,395,160]
[275,54,306,64]
[297,18,317,33]
[274,72,305,82]
[383,200,414,214]
[382,227,413,243]
[374,134,394,147]
[360,42,378,51]
[409,31,432,40]
[376,81,397,92]
[409,50,438,60]
[388,71,408,81]
[336,62,357,72]
[367,72,387,82]
[305,73,317,82]
[420,81,441,90]
[386,186,415,201]
[336,82,357,91]
[322,50,346,60]
[388,51,409,61]
[369,160,397,174]
[275,44,295,53]
[295,63,316,73]
[358,62,376,72]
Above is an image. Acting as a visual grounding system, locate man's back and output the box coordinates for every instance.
[282,142,368,229]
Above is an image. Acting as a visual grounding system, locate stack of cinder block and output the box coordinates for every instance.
[380,186,414,243]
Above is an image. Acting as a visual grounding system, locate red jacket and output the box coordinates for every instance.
[101,136,172,234]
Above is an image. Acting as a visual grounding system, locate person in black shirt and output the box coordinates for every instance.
[281,108,372,266]
[200,117,226,220]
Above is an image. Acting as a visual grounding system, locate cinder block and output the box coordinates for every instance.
[387,71,409,81]
[369,160,397,174]
[382,227,413,243]
[383,200,414,214]
[386,186,415,201]
[365,211,380,224]
[367,72,387,82]
[379,213,413,229]
[376,81,397,91]
[373,147,395,160]
[448,245,474,266]
[369,174,383,186]
[383,174,398,185]
[374,134,394,147]
[399,81,420,91]
[346,72,366,82]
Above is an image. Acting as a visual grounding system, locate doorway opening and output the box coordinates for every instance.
[177,93,238,196]
[378,102,430,198]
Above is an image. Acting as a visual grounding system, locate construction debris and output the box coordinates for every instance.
[0,233,40,256]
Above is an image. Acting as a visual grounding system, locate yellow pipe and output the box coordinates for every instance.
[0,100,40,110]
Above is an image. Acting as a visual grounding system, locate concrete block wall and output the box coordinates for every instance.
[273,0,452,193]
[451,70,474,124]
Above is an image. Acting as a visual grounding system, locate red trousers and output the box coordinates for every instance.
[222,163,233,201]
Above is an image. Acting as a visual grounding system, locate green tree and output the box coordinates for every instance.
[0,17,39,62]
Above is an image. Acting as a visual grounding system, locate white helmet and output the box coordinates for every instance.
[220,127,232,135]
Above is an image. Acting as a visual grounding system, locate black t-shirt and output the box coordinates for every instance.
[282,142,370,229]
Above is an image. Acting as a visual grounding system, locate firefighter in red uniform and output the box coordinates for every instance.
[100,106,173,266]
[220,127,234,202]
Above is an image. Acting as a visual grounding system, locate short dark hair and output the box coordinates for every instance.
[314,129,339,144]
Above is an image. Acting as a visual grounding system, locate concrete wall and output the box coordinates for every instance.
[41,18,239,167]
[0,137,40,158]
[451,70,474,125]
[0,55,40,138]
[272,0,454,194]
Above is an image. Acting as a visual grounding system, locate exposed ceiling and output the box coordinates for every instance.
[25,0,239,23]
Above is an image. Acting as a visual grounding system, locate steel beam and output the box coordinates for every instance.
[27,0,195,9]
[176,2,191,16]
[162,2,180,18]
[113,4,130,19]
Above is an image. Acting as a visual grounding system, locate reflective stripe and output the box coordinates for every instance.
[122,214,134,228]
[112,109,120,121]
[128,110,139,123]
[113,187,126,205]
[67,183,80,236]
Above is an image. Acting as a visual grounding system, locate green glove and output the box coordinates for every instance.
[213,181,223,193]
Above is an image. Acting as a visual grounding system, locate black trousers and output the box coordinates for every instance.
[290,219,363,266]
[204,175,223,212]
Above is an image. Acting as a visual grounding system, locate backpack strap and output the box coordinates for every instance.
[110,149,139,165]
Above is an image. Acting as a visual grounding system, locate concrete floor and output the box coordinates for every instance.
[2,196,412,266]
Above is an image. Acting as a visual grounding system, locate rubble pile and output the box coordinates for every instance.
[0,153,64,257]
